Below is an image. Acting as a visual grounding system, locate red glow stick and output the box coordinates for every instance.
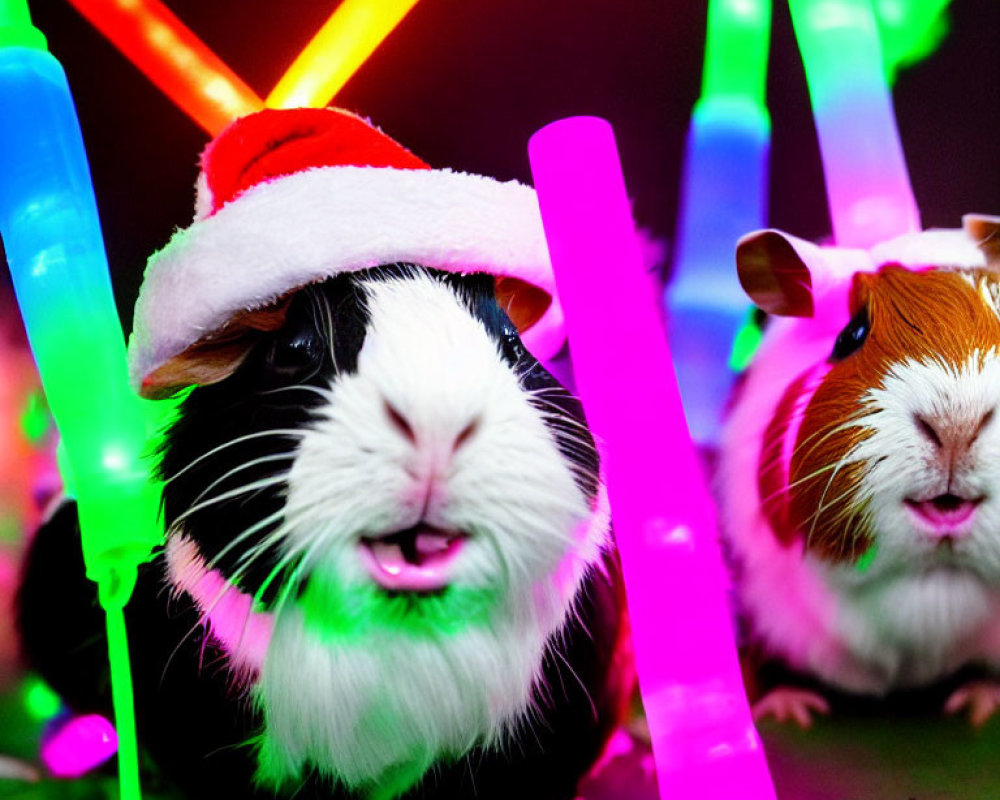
[65,0,263,135]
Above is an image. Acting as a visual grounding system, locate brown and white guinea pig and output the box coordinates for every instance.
[718,214,1000,725]
[17,109,631,800]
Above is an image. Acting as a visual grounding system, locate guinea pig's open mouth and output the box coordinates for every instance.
[904,493,984,537]
[359,526,467,593]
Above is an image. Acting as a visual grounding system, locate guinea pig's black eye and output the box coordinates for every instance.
[266,319,324,380]
[830,306,870,361]
[499,322,527,364]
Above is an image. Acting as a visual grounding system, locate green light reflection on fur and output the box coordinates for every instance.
[855,541,878,573]
[729,307,764,372]
[298,570,501,642]
[19,390,51,444]
[255,734,436,800]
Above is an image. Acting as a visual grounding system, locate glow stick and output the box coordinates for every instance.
[666,0,771,444]
[64,0,263,135]
[266,0,422,109]
[23,676,63,721]
[0,3,170,797]
[789,0,920,247]
[529,117,775,800]
[875,0,951,82]
[41,713,118,778]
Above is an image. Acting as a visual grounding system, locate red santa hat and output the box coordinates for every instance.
[127,107,564,397]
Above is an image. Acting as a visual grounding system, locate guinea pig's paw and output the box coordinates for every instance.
[944,680,1000,727]
[752,687,830,728]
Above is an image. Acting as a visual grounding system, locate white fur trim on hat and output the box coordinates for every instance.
[127,166,564,390]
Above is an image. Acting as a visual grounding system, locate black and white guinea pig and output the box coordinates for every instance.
[718,214,1000,725]
[18,263,632,799]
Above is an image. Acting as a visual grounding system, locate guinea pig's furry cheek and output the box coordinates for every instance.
[248,271,599,793]
[758,364,832,546]
[786,373,875,564]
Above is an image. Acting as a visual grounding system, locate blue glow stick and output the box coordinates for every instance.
[666,0,772,444]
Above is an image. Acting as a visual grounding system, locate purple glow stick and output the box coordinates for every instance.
[528,117,775,799]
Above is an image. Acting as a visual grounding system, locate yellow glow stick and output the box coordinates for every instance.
[266,0,422,109]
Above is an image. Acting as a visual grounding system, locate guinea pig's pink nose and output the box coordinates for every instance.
[384,399,480,455]
[914,410,994,462]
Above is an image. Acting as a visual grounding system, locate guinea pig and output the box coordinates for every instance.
[18,264,630,799]
[17,108,631,799]
[718,214,1000,726]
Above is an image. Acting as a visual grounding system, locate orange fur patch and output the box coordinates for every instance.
[759,368,819,546]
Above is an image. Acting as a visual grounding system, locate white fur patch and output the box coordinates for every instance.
[870,229,987,272]
[252,273,604,791]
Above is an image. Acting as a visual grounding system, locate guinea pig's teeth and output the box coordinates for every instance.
[368,540,407,576]
[415,531,453,555]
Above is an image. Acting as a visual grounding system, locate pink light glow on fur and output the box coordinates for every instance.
[547,482,612,601]
[165,536,273,676]
[528,116,776,799]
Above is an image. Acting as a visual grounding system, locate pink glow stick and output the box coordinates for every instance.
[40,713,118,778]
[528,117,775,799]
[788,0,921,247]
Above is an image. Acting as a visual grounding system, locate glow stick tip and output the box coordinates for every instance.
[0,0,47,50]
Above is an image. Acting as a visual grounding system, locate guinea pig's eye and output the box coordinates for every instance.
[266,319,324,379]
[830,306,870,361]
[499,322,527,364]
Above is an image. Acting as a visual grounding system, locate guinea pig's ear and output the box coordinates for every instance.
[139,299,293,399]
[495,276,552,334]
[735,229,823,317]
[963,214,1000,269]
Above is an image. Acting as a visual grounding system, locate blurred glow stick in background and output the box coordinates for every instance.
[22,675,62,721]
[266,0,423,109]
[665,0,771,445]
[529,116,776,800]
[789,0,920,247]
[64,0,263,135]
[875,0,951,83]
[0,2,173,796]
[41,713,118,778]
[64,0,426,130]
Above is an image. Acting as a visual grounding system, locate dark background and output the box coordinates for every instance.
[16,0,1000,331]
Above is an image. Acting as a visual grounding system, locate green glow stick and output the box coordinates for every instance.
[0,3,175,797]
[875,0,951,83]
[701,0,771,105]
